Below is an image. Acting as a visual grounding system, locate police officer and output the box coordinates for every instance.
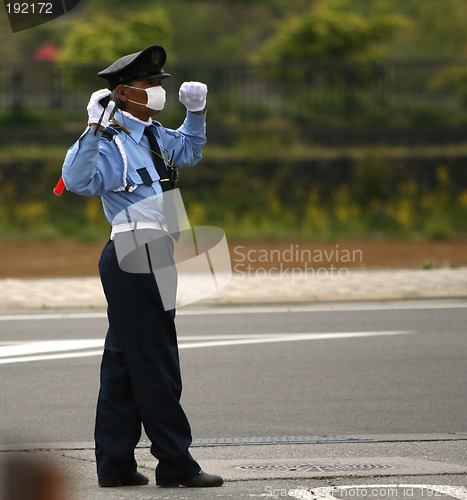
[61,45,223,488]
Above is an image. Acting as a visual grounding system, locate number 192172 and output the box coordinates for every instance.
[5,3,53,14]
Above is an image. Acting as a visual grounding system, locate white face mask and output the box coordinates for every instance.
[125,85,166,110]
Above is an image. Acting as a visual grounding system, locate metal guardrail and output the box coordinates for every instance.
[1,60,467,124]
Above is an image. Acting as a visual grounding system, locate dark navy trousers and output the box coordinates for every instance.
[95,239,201,484]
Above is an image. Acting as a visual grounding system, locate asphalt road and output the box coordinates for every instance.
[1,301,466,446]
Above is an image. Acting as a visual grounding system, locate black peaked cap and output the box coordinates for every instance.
[98,45,171,90]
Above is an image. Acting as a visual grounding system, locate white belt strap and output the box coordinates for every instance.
[110,221,164,240]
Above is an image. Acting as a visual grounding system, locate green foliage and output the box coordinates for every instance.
[351,155,395,209]
[385,0,467,59]
[0,145,108,241]
[160,0,295,62]
[59,6,172,64]
[2,0,467,247]
[2,0,467,65]
[428,67,467,108]
[253,0,408,62]
[178,154,467,241]
[39,0,296,65]
[77,0,296,63]
[1,142,466,242]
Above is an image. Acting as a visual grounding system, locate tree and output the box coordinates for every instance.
[382,0,467,59]
[59,6,172,64]
[160,0,301,62]
[253,0,408,62]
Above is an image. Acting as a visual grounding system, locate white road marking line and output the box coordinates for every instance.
[178,331,413,350]
[0,312,108,321]
[0,350,105,364]
[0,331,413,364]
[288,484,467,500]
[0,339,104,358]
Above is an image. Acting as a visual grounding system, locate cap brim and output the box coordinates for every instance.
[144,71,171,80]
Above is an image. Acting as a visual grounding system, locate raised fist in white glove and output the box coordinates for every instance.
[87,89,115,128]
[179,81,208,112]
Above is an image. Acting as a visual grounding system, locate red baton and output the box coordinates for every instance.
[53,177,65,196]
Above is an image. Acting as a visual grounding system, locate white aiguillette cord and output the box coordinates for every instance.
[110,117,172,166]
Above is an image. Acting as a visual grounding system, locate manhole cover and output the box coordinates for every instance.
[235,462,393,473]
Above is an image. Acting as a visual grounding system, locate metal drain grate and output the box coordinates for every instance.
[195,436,372,447]
[235,463,393,473]
[137,436,373,448]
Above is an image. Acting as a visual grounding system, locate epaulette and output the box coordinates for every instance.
[101,119,132,141]
[101,126,119,142]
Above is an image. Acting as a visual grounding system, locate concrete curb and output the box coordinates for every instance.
[0,267,466,312]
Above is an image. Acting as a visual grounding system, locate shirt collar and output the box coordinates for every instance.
[113,110,156,143]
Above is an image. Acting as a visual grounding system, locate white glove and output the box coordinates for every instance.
[87,89,116,127]
[179,81,208,112]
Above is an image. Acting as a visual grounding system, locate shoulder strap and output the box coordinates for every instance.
[101,119,131,142]
[101,126,119,142]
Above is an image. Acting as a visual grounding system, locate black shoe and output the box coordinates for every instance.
[98,471,149,487]
[159,470,224,488]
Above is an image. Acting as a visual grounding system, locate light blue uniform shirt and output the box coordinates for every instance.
[62,109,206,225]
